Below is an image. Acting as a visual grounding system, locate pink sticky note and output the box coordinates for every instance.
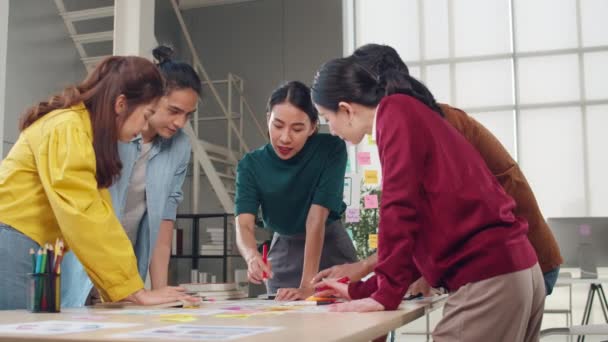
[71,315,108,321]
[345,208,360,223]
[357,152,371,166]
[579,224,591,236]
[223,306,245,311]
[364,195,378,209]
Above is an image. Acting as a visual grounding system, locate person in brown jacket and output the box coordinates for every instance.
[312,44,563,295]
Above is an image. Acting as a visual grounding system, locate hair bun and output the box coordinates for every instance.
[152,45,174,65]
[382,54,409,74]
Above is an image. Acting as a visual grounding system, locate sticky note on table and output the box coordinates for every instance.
[368,234,378,248]
[357,152,371,166]
[364,170,378,185]
[214,313,252,319]
[71,315,108,321]
[160,314,196,322]
[345,208,360,223]
[364,194,378,209]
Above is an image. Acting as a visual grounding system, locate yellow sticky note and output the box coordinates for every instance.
[215,313,251,319]
[367,134,376,145]
[266,306,294,312]
[159,314,197,322]
[364,170,378,185]
[368,234,378,249]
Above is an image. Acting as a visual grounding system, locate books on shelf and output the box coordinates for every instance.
[171,228,183,255]
[171,225,236,256]
[200,244,224,256]
[200,226,232,255]
[200,245,224,249]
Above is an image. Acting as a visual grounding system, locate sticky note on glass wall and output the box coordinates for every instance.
[345,158,351,173]
[364,170,378,185]
[364,194,378,209]
[357,152,371,166]
[368,234,378,248]
[367,134,376,145]
[579,224,591,236]
[345,208,360,223]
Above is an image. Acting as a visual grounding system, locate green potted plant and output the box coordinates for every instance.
[344,182,381,260]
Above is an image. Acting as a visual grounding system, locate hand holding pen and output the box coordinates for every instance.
[246,245,273,284]
[313,276,351,300]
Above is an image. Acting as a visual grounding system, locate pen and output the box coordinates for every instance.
[262,243,268,279]
[315,276,350,292]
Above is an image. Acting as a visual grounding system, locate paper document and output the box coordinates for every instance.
[113,324,281,340]
[0,320,138,335]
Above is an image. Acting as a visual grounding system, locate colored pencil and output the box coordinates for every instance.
[35,249,42,274]
[29,248,36,274]
[34,249,42,311]
[40,248,48,310]
[47,245,54,274]
[53,247,63,274]
[40,248,47,275]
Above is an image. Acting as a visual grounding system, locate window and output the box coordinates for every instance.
[347,0,608,216]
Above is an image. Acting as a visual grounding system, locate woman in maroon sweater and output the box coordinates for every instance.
[311,56,545,341]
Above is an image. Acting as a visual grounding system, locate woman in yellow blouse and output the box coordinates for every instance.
[0,56,194,309]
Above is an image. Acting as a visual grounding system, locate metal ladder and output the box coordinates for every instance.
[54,0,267,214]
[53,0,114,72]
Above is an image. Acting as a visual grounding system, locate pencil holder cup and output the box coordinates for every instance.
[26,273,61,313]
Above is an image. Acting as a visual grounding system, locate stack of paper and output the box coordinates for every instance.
[180,282,247,300]
[200,227,230,256]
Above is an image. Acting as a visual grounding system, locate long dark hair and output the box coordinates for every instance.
[267,81,319,129]
[312,49,442,117]
[153,45,202,96]
[352,44,443,116]
[19,56,164,188]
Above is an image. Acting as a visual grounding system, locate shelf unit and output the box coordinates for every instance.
[171,213,242,282]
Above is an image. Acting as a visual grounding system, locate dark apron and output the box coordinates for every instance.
[266,220,358,293]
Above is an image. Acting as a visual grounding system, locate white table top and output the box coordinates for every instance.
[0,296,447,342]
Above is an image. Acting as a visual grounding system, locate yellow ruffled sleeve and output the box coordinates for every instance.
[36,121,144,302]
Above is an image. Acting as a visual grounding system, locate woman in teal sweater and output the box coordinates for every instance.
[235,81,357,301]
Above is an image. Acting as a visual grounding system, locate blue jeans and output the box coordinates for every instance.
[0,224,39,310]
[543,266,560,296]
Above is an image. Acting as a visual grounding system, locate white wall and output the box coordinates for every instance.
[3,0,85,157]
[154,0,185,56]
[180,0,342,150]
[178,0,343,213]
[150,0,343,288]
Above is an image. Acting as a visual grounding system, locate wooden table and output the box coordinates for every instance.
[0,297,446,342]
